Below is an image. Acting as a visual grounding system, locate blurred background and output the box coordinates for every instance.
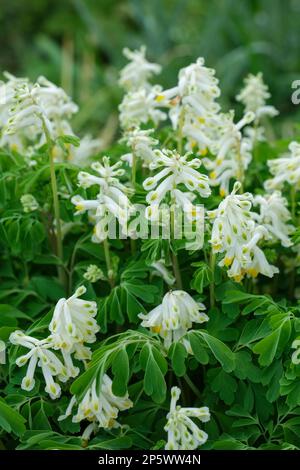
[1,0,300,136]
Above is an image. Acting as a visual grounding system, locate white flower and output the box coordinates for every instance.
[165,386,210,450]
[58,375,133,430]
[9,331,67,399]
[265,141,300,190]
[253,191,294,247]
[291,339,300,365]
[139,290,208,349]
[72,157,135,242]
[121,127,158,168]
[236,72,278,119]
[143,149,210,220]
[20,194,39,213]
[119,86,167,129]
[119,46,161,91]
[49,286,99,351]
[203,111,255,196]
[83,265,105,283]
[208,182,278,281]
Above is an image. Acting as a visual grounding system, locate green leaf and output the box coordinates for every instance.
[112,347,129,396]
[198,331,236,372]
[140,344,167,403]
[168,342,187,376]
[0,398,26,436]
[252,316,291,366]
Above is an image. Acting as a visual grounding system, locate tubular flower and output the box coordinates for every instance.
[265,141,300,190]
[156,58,221,153]
[139,290,208,350]
[58,375,133,430]
[49,286,99,351]
[208,182,278,281]
[203,110,255,196]
[119,85,167,129]
[72,157,135,242]
[165,386,210,450]
[121,127,158,168]
[143,149,211,220]
[253,191,294,247]
[119,46,161,91]
[9,331,67,399]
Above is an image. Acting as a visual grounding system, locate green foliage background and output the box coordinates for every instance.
[1,0,300,132]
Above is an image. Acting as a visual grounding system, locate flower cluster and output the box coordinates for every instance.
[165,386,210,450]
[10,286,99,399]
[208,182,278,282]
[72,156,135,242]
[139,290,208,350]
[0,72,102,165]
[265,141,300,190]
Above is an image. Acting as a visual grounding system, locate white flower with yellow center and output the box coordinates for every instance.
[9,331,67,399]
[265,141,300,190]
[143,149,210,221]
[253,191,294,247]
[165,386,210,450]
[139,290,208,349]
[119,46,161,91]
[49,286,99,351]
[58,375,133,431]
[121,127,158,168]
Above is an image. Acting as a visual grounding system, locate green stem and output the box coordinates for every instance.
[170,203,183,289]
[42,122,65,288]
[103,238,114,288]
[131,152,137,187]
[236,142,244,192]
[183,374,202,400]
[177,108,185,154]
[209,251,216,308]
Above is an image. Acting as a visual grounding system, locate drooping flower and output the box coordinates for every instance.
[58,375,133,431]
[265,141,300,190]
[208,182,278,281]
[20,194,39,213]
[151,260,176,286]
[119,46,161,91]
[139,290,208,349]
[9,331,67,399]
[165,386,210,450]
[253,191,294,247]
[49,286,99,351]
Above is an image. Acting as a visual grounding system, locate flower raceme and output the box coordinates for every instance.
[49,286,99,351]
[139,290,208,349]
[253,191,294,247]
[121,127,158,168]
[72,157,135,242]
[9,286,99,399]
[143,149,211,220]
[119,46,161,92]
[236,72,278,120]
[165,387,210,450]
[265,141,300,190]
[208,182,278,282]
[58,375,133,432]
